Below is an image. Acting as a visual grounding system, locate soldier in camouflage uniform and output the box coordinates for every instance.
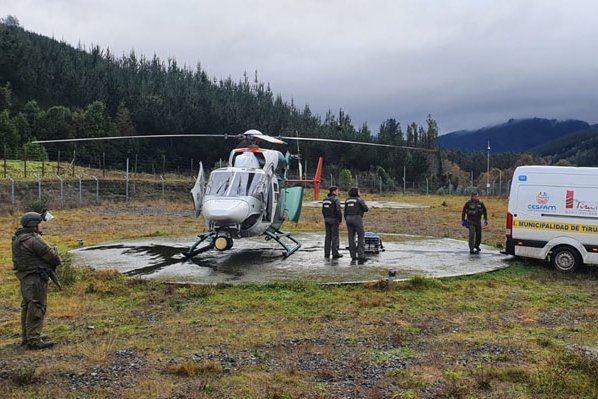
[461,192,488,254]
[12,212,61,350]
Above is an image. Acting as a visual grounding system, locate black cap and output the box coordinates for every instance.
[329,186,338,193]
[471,192,479,197]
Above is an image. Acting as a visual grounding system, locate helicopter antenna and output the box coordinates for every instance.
[294,130,301,156]
[293,130,303,179]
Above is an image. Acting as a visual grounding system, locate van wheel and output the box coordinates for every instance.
[551,247,581,272]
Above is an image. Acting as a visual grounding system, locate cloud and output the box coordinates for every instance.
[3,0,598,132]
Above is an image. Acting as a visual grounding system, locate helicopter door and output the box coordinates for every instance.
[284,186,304,223]
[190,162,206,217]
[264,164,276,222]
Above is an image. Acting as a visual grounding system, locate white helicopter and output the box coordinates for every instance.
[187,129,323,258]
[32,129,435,259]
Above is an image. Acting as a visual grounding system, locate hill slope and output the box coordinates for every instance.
[439,118,590,152]
[529,126,598,166]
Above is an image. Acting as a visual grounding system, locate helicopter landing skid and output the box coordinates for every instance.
[183,232,216,259]
[264,228,302,258]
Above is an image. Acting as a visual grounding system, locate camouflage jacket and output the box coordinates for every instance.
[12,227,61,280]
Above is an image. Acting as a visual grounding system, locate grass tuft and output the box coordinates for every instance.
[144,229,171,237]
[404,274,443,290]
[56,253,81,287]
[165,360,224,377]
[79,336,117,363]
[11,366,37,386]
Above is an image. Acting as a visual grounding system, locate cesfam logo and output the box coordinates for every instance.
[536,192,549,205]
[528,191,557,212]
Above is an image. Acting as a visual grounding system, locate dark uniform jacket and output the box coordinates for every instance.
[12,227,61,280]
[461,200,488,223]
[322,194,342,223]
[344,196,368,218]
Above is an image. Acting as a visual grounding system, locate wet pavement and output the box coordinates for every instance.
[71,233,512,284]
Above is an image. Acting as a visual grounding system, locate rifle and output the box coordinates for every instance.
[48,268,62,290]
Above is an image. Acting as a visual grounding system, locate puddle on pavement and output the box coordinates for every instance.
[71,233,512,284]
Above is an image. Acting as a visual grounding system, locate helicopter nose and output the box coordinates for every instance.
[202,199,251,224]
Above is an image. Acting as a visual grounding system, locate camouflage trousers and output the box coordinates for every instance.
[19,273,48,344]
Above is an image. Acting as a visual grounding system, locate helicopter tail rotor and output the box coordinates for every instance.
[313,156,323,201]
[285,156,324,200]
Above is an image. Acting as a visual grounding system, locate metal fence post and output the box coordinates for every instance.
[160,175,165,201]
[125,157,129,202]
[34,174,41,200]
[92,176,99,203]
[56,175,63,208]
[77,176,82,206]
[8,176,14,206]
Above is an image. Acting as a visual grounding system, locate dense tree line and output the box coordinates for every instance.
[530,126,598,167]
[0,19,440,187]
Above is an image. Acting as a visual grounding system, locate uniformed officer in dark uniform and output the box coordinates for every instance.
[344,187,369,263]
[461,192,488,254]
[12,211,61,349]
[322,186,343,259]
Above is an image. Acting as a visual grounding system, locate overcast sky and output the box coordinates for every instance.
[2,0,597,133]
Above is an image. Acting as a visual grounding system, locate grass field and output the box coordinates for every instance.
[1,194,597,398]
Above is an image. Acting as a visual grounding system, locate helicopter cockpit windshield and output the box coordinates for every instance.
[206,170,265,198]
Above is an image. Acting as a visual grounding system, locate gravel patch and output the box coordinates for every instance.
[60,349,145,392]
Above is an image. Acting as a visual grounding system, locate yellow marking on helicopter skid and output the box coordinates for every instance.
[215,237,229,250]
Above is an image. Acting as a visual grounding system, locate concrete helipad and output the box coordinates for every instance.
[71,233,512,284]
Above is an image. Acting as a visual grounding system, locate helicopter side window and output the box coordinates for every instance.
[249,173,265,198]
[229,172,264,198]
[206,172,233,196]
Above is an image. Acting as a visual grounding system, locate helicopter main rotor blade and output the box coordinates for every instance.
[253,134,286,145]
[278,136,437,152]
[241,129,286,145]
[31,134,226,144]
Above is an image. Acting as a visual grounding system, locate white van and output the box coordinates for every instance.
[505,165,598,272]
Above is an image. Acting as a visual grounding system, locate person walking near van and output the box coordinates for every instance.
[461,192,488,254]
[12,211,61,350]
[322,186,343,259]
[344,187,369,263]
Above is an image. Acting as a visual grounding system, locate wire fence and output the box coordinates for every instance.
[1,174,510,214]
[1,148,511,212]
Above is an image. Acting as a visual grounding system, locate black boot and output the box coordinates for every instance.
[27,341,55,350]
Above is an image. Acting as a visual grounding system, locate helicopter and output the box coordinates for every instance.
[32,129,436,259]
[187,129,323,258]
